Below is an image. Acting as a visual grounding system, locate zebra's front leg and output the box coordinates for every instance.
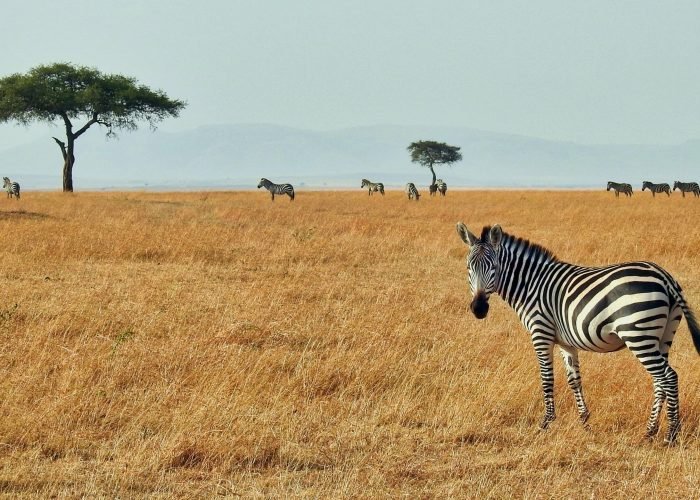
[534,342,556,430]
[558,345,590,425]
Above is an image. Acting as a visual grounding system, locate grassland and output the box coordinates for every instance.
[0,189,699,497]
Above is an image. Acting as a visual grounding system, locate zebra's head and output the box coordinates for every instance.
[673,181,680,191]
[606,182,612,191]
[642,181,651,191]
[2,177,9,188]
[456,223,502,320]
[257,178,268,189]
[361,179,369,188]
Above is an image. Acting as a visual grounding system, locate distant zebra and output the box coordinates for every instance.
[606,181,632,197]
[361,179,385,196]
[257,178,295,201]
[456,223,700,444]
[642,181,671,197]
[405,182,420,201]
[436,179,447,196]
[3,177,20,199]
[429,183,438,196]
[673,181,700,198]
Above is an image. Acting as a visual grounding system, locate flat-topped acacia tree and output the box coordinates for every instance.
[407,140,462,187]
[0,63,186,192]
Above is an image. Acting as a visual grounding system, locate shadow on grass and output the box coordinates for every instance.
[0,210,50,220]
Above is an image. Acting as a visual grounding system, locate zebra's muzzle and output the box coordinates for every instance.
[470,291,490,319]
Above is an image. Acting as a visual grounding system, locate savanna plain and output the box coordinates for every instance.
[0,189,699,498]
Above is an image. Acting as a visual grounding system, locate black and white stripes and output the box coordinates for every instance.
[673,181,700,198]
[456,223,700,444]
[3,177,20,199]
[642,181,671,197]
[405,182,420,200]
[257,178,295,201]
[436,179,447,196]
[606,181,632,197]
[361,179,385,196]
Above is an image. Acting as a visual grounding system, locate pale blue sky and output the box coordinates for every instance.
[2,0,699,149]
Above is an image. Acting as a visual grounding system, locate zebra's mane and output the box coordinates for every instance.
[480,225,558,262]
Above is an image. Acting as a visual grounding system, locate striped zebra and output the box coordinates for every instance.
[361,179,385,196]
[436,179,447,196]
[2,177,20,199]
[429,183,438,196]
[642,181,671,197]
[405,182,420,200]
[257,178,295,201]
[673,181,700,198]
[606,181,632,198]
[456,223,700,444]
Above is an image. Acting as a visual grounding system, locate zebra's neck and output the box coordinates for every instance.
[495,233,558,309]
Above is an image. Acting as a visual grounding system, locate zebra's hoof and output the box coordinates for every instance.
[664,425,680,445]
[538,417,555,431]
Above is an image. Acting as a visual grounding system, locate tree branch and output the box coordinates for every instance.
[52,136,67,161]
[73,112,99,139]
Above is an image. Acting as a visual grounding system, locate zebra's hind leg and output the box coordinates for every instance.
[660,307,682,444]
[622,331,676,442]
[534,342,556,430]
[558,346,590,425]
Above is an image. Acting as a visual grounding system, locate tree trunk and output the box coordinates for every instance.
[429,165,436,185]
[53,136,75,192]
[63,138,75,192]
[62,156,74,192]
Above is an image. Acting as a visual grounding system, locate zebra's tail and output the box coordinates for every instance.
[682,305,700,355]
[674,290,700,355]
[290,188,295,201]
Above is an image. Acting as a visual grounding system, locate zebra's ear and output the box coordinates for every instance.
[456,222,478,246]
[489,225,503,248]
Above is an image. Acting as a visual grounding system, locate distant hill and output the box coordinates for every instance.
[1,123,699,189]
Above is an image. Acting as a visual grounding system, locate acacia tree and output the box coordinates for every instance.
[0,63,186,192]
[407,140,463,187]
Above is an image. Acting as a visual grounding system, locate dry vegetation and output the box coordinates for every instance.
[0,189,699,497]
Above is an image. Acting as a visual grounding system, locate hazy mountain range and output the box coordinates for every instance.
[2,124,699,190]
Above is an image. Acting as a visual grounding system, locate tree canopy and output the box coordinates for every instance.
[407,140,462,185]
[0,62,186,191]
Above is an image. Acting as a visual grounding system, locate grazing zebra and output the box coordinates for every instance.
[436,179,447,196]
[257,178,295,201]
[428,183,438,196]
[673,181,700,198]
[405,182,420,200]
[361,179,385,196]
[642,181,671,197]
[456,223,700,444]
[3,177,20,199]
[606,181,632,197]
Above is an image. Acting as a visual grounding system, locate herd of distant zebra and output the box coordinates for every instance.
[258,177,700,201]
[608,180,700,198]
[360,178,447,200]
[257,177,447,201]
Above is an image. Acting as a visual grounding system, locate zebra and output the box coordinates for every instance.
[436,179,447,196]
[405,182,420,201]
[428,183,438,196]
[257,178,295,201]
[3,177,20,199]
[361,179,384,196]
[606,181,632,197]
[455,223,700,444]
[673,181,700,198]
[642,181,671,197]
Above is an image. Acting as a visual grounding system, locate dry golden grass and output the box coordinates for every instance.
[0,189,699,497]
